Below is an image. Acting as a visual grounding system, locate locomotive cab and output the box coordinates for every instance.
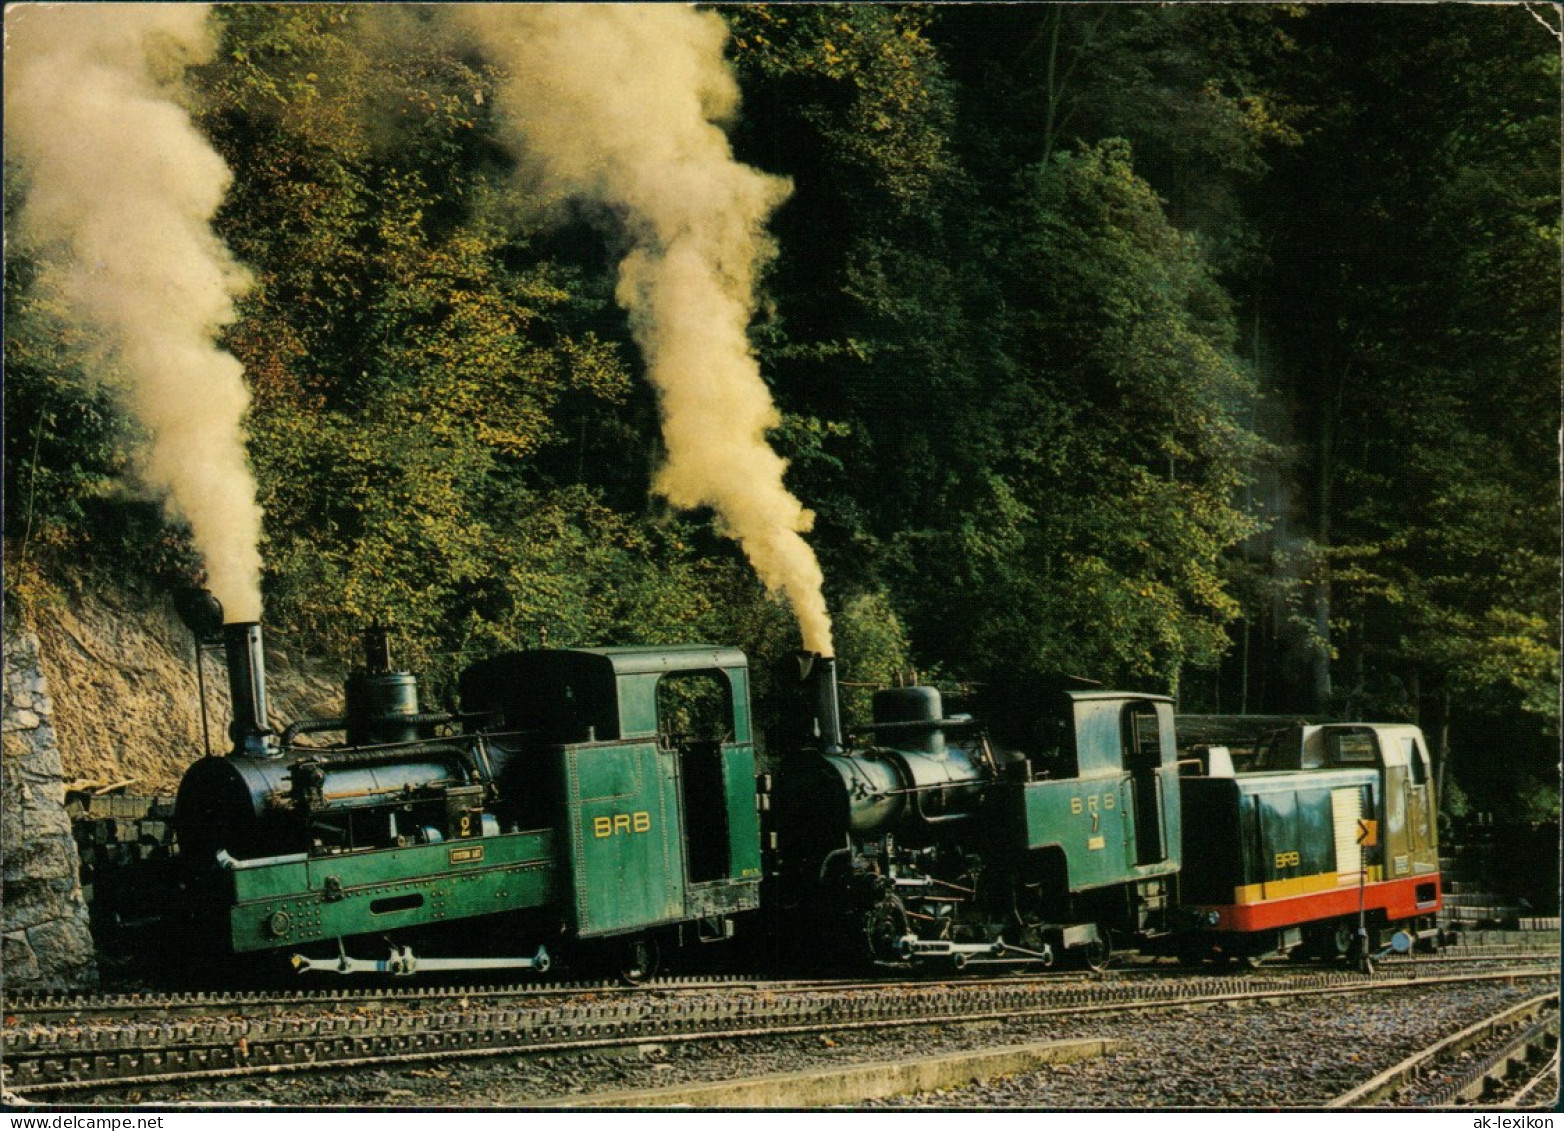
[459,646,763,945]
[994,691,1182,942]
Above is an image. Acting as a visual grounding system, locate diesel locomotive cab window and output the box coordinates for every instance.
[656,670,734,749]
[1329,729,1379,766]
[1404,737,1430,785]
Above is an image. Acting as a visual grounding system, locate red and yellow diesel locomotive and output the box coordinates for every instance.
[1178,723,1443,967]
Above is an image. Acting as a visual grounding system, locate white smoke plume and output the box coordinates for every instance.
[456,4,834,655]
[5,3,263,622]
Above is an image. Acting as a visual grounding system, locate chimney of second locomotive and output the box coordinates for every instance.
[798,651,844,756]
[223,621,276,757]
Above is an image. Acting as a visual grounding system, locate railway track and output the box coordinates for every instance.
[3,974,781,1025]
[6,951,1552,1028]
[1327,991,1560,1107]
[4,962,1555,1098]
[1506,1047,1562,1107]
[1119,951,1561,977]
[8,945,1552,1025]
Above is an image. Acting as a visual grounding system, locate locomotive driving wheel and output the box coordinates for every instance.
[1082,924,1113,972]
[863,894,911,965]
[617,933,660,985]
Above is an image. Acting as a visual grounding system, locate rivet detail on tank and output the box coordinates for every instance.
[267,910,292,938]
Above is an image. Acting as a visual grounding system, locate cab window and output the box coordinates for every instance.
[1329,729,1379,766]
[656,670,733,749]
[1403,736,1430,785]
[1128,706,1161,762]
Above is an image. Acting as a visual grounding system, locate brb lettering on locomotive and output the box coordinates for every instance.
[593,811,652,838]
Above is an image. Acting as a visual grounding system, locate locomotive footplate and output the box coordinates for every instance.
[894,926,1115,969]
[293,941,552,976]
[894,935,1053,969]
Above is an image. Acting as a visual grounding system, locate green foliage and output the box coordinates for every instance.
[932,5,1307,272]
[894,140,1258,692]
[2,170,213,609]
[1516,776,1561,828]
[182,6,790,692]
[830,590,915,729]
[1237,5,1559,810]
[1,229,124,559]
[3,4,1554,805]
[728,5,956,214]
[1439,775,1469,822]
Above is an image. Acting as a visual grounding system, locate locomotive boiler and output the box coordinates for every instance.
[176,624,496,870]
[780,656,992,846]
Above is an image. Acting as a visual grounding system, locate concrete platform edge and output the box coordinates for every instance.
[548,1036,1119,1109]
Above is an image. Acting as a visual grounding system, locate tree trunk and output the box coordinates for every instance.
[1435,687,1452,808]
[1239,615,1250,715]
[1039,8,1062,170]
[1311,404,1334,711]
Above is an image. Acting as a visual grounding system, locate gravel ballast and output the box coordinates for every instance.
[44,979,1552,1109]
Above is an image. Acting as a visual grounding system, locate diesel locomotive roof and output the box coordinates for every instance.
[1252,722,1431,771]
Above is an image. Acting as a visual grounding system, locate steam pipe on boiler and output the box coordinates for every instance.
[173,587,225,759]
[279,712,460,748]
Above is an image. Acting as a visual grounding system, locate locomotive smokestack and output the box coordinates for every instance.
[223,621,274,757]
[799,652,844,756]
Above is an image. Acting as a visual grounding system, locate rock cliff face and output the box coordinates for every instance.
[3,628,97,990]
[30,587,344,791]
[3,585,345,986]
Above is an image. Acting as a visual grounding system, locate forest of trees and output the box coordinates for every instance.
[5,5,1558,817]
